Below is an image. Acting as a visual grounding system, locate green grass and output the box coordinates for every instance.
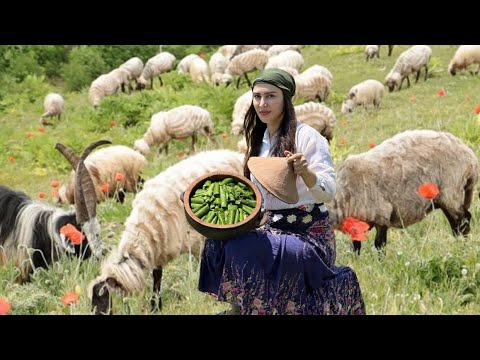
[1,45,480,315]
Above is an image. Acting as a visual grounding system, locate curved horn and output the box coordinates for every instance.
[75,160,97,224]
[55,143,80,170]
[80,140,112,162]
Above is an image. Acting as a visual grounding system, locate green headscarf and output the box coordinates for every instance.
[252,68,296,98]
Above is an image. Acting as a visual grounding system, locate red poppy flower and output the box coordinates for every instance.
[436,89,446,97]
[60,223,85,245]
[114,173,125,182]
[340,121,348,126]
[410,95,417,103]
[339,137,347,145]
[474,104,480,114]
[199,53,205,59]
[51,180,60,188]
[0,297,11,315]
[37,127,45,133]
[25,132,33,138]
[100,183,109,194]
[109,120,117,127]
[51,189,58,199]
[38,192,46,199]
[368,142,375,149]
[178,150,187,159]
[7,156,16,163]
[221,132,228,139]
[62,292,79,306]
[342,217,370,241]
[418,183,440,199]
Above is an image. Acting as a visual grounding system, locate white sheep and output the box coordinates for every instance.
[365,45,379,61]
[177,54,200,74]
[134,105,216,156]
[448,45,480,76]
[209,52,229,86]
[40,93,64,126]
[230,90,252,135]
[89,73,122,108]
[58,145,147,205]
[217,45,239,60]
[222,48,269,88]
[301,64,333,82]
[265,50,304,72]
[267,45,302,58]
[341,79,385,114]
[385,45,432,92]
[137,51,176,90]
[107,67,133,93]
[327,129,478,254]
[120,57,144,88]
[294,71,332,102]
[188,56,210,83]
[89,149,245,314]
[294,101,336,142]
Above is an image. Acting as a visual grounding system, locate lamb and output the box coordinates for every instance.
[448,45,480,76]
[40,93,64,126]
[120,57,144,88]
[58,145,147,205]
[341,79,385,114]
[385,45,432,92]
[222,48,269,88]
[133,105,216,156]
[265,50,304,72]
[0,140,110,281]
[230,90,252,135]
[137,52,176,90]
[89,149,245,314]
[327,129,478,254]
[294,102,336,142]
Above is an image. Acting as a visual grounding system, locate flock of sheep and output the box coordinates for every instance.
[4,44,480,315]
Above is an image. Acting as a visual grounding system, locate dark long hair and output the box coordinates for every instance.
[243,90,297,178]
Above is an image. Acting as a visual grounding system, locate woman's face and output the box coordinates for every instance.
[252,82,285,128]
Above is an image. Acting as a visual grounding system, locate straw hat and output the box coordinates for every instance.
[247,157,299,204]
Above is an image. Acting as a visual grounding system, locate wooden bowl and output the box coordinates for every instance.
[182,171,265,240]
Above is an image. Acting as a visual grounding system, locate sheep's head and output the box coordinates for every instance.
[134,139,150,156]
[448,61,457,76]
[341,99,354,114]
[90,279,113,315]
[55,140,111,258]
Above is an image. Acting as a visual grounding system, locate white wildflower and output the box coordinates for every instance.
[461,268,468,277]
[287,214,297,223]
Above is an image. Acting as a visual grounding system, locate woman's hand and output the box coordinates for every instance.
[284,150,308,176]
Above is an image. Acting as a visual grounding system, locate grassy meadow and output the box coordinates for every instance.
[1,45,480,315]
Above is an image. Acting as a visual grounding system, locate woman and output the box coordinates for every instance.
[198,68,365,315]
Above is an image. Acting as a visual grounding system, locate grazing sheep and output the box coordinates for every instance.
[365,45,379,61]
[341,79,385,114]
[137,52,176,90]
[301,64,333,82]
[89,149,245,314]
[222,48,269,88]
[108,67,133,93]
[188,56,210,83]
[294,102,336,142]
[209,52,229,86]
[448,45,480,76]
[120,57,144,88]
[58,145,147,205]
[177,54,201,74]
[230,90,252,135]
[327,130,478,254]
[217,45,239,60]
[0,140,110,281]
[134,105,216,156]
[89,74,122,108]
[265,50,304,72]
[385,45,432,92]
[40,93,64,126]
[294,71,332,102]
[267,45,302,57]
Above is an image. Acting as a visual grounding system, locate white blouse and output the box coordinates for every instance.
[250,123,336,211]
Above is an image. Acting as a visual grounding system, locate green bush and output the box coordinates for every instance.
[62,46,108,91]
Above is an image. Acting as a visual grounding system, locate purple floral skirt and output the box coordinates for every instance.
[198,203,366,315]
